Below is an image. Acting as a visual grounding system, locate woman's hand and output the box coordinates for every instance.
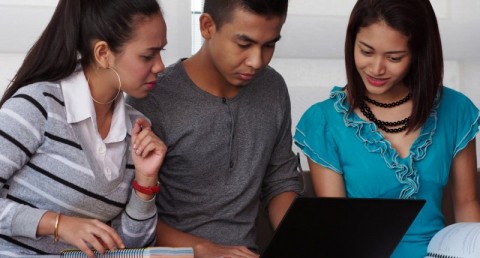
[130,118,166,195]
[60,215,124,258]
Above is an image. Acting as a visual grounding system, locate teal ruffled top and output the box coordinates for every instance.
[294,86,480,258]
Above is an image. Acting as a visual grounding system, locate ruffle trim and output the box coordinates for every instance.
[453,112,480,156]
[331,88,438,199]
[294,128,342,174]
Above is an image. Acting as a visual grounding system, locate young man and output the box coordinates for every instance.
[127,1,300,257]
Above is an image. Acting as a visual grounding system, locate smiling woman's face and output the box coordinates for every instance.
[354,21,412,100]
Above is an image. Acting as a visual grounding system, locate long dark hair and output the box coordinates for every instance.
[344,0,443,132]
[204,0,289,29]
[0,0,161,107]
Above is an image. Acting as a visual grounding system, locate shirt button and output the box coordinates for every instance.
[98,144,106,154]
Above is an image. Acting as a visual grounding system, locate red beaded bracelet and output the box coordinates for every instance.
[132,180,160,195]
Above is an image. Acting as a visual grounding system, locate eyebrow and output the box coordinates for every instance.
[358,41,408,54]
[235,34,282,45]
[144,46,166,53]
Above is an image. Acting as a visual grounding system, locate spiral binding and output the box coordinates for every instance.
[426,252,462,258]
[61,248,144,257]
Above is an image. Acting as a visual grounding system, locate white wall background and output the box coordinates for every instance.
[1,0,479,168]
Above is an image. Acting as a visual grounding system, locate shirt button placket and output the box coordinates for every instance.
[222,97,234,170]
[98,144,106,155]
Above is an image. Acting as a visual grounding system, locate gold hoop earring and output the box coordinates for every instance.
[90,67,122,105]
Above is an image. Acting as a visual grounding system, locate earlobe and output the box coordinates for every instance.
[93,41,111,69]
[199,13,216,40]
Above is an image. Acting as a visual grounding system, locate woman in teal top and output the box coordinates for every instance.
[294,0,480,257]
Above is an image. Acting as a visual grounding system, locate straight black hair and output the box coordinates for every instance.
[345,0,443,132]
[0,0,162,107]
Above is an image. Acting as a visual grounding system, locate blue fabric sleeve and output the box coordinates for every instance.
[294,103,342,174]
[452,93,480,156]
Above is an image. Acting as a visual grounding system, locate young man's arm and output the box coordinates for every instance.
[156,220,259,258]
[267,191,298,229]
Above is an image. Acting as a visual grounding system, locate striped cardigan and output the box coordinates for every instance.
[0,80,157,255]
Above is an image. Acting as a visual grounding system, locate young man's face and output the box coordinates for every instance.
[206,7,285,89]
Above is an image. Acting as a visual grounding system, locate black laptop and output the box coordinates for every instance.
[261,197,425,258]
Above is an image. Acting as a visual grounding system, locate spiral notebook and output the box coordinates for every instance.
[426,222,480,258]
[60,247,193,258]
[261,197,425,258]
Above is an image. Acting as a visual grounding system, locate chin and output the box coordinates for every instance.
[131,92,149,99]
[235,80,252,87]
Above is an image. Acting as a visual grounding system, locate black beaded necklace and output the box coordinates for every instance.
[359,93,411,133]
[365,93,411,108]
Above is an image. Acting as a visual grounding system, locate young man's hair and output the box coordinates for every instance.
[203,0,288,29]
[344,0,443,132]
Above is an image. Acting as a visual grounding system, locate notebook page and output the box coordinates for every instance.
[426,223,480,258]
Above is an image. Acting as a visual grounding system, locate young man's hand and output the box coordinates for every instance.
[194,241,259,258]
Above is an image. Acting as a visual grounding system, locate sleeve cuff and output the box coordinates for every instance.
[12,207,47,239]
[125,190,157,220]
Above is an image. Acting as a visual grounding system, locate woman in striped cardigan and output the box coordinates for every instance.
[0,0,167,257]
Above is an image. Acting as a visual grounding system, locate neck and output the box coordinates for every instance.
[365,93,411,108]
[365,84,410,103]
[183,52,240,98]
[94,102,114,139]
[84,66,121,105]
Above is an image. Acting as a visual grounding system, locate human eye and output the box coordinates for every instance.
[238,43,250,49]
[142,55,154,61]
[264,42,276,48]
[360,49,373,56]
[387,56,403,63]
[142,49,164,61]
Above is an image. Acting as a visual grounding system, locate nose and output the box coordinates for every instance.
[245,47,265,70]
[152,53,165,74]
[370,56,386,76]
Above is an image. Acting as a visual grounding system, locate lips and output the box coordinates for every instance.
[366,74,389,87]
[239,73,254,81]
[145,81,156,90]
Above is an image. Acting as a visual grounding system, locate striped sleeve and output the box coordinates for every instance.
[0,84,49,237]
[111,190,158,248]
[109,124,158,248]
